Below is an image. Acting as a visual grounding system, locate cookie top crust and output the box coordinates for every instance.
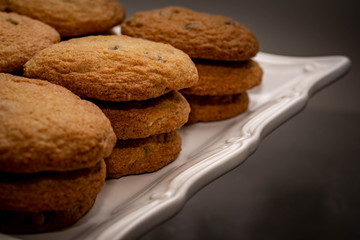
[181,60,263,96]
[0,0,125,37]
[24,35,198,101]
[0,73,116,173]
[121,6,259,61]
[94,91,190,140]
[0,12,60,73]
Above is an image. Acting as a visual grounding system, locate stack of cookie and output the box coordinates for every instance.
[23,35,198,178]
[0,73,116,233]
[181,60,263,123]
[94,91,191,178]
[121,6,263,123]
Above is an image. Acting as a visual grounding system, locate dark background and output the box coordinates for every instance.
[118,0,360,239]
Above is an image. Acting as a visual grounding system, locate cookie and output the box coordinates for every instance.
[0,160,105,212]
[184,92,249,124]
[0,160,106,233]
[0,0,125,37]
[24,35,198,101]
[0,12,60,73]
[181,60,263,96]
[121,6,259,61]
[0,201,94,233]
[105,131,181,179]
[93,91,190,140]
[0,73,116,173]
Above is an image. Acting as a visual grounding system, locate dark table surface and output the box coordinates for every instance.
[118,0,360,239]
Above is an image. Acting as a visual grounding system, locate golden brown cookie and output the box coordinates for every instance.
[0,201,94,233]
[0,160,106,233]
[24,35,199,101]
[0,0,125,37]
[0,11,60,73]
[106,131,181,179]
[0,73,116,173]
[0,161,106,212]
[94,91,190,140]
[184,92,249,124]
[121,6,259,61]
[181,60,263,96]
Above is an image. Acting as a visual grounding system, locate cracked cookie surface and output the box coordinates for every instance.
[0,0,125,37]
[0,73,116,173]
[0,11,60,73]
[24,35,198,101]
[122,6,259,61]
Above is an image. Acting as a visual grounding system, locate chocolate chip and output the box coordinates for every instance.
[6,18,18,25]
[145,51,163,61]
[144,146,152,155]
[134,23,143,28]
[185,22,201,30]
[224,20,236,26]
[109,45,120,50]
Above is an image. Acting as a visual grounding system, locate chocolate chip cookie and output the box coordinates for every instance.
[0,73,116,173]
[24,35,198,101]
[121,6,259,61]
[0,0,125,37]
[0,160,106,233]
[105,131,181,179]
[0,11,60,73]
[94,91,190,140]
[181,60,262,96]
[184,92,249,124]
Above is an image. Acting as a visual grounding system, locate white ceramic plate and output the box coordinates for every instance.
[3,52,350,240]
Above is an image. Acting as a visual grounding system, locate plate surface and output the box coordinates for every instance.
[3,52,350,240]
